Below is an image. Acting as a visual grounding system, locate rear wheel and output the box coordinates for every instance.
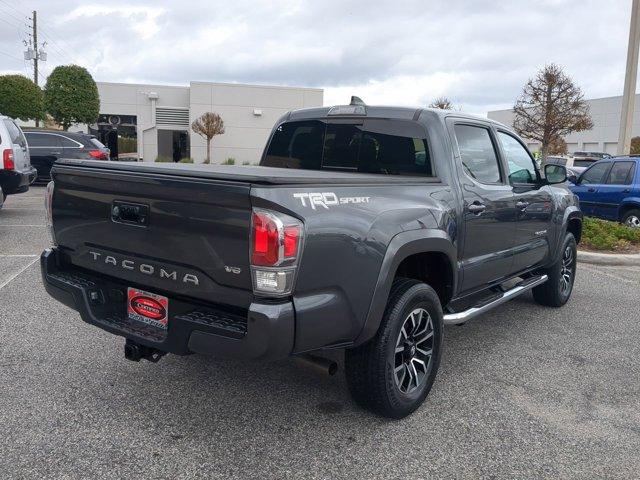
[622,209,640,229]
[533,232,577,307]
[345,278,443,419]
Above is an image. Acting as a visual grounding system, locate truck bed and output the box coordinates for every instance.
[55,159,441,185]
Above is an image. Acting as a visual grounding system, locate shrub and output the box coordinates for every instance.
[222,157,236,165]
[155,156,173,163]
[179,157,194,163]
[581,217,640,252]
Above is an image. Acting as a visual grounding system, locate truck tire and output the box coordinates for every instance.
[345,278,443,419]
[622,209,640,229]
[532,232,577,307]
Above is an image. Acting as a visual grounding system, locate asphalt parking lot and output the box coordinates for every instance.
[1,186,639,479]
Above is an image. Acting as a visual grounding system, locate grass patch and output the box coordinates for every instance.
[581,217,640,252]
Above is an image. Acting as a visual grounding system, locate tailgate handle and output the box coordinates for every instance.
[111,201,149,226]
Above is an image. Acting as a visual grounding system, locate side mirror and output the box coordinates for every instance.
[544,164,567,184]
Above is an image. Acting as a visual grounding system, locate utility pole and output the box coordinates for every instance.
[23,10,46,127]
[33,11,38,92]
[618,0,640,155]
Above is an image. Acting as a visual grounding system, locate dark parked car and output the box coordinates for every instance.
[24,130,109,183]
[41,104,581,418]
[570,157,640,228]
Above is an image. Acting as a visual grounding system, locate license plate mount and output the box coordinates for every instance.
[127,287,169,330]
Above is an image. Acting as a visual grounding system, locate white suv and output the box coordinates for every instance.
[0,116,36,202]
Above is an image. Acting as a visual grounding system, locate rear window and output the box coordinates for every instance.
[574,159,596,168]
[262,119,433,176]
[90,138,106,149]
[3,120,27,148]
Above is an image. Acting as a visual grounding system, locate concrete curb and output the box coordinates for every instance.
[577,249,640,266]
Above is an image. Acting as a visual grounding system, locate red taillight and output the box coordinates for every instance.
[252,212,280,266]
[251,210,302,267]
[250,209,303,296]
[3,149,15,170]
[283,226,299,258]
[88,150,108,160]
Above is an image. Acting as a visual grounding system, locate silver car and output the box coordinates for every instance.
[0,116,36,202]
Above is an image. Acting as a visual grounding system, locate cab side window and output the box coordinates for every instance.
[497,132,537,184]
[454,124,501,184]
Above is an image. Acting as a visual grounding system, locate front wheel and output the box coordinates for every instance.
[533,232,577,307]
[345,278,443,419]
[622,209,640,229]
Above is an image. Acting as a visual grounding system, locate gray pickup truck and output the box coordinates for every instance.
[41,102,582,418]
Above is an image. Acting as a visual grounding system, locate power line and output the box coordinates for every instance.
[0,49,24,62]
[0,0,29,20]
[0,14,27,34]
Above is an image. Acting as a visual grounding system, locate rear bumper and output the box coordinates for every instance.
[41,248,294,360]
[0,167,37,193]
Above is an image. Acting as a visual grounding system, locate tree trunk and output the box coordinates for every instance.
[206,138,211,164]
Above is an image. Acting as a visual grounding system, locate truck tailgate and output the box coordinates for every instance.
[51,164,253,309]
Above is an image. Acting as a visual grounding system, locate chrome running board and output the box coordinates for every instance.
[443,275,548,325]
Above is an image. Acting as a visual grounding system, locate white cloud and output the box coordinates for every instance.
[59,4,166,39]
[0,0,633,115]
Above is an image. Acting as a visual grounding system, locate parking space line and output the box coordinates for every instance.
[0,224,46,227]
[0,254,38,257]
[0,257,39,290]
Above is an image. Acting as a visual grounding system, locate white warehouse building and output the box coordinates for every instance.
[89,81,323,164]
[488,94,640,155]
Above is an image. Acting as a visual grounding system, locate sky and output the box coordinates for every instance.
[0,0,634,115]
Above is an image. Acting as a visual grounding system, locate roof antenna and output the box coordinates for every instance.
[350,96,366,106]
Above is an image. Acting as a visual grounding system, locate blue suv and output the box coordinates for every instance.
[569,157,640,228]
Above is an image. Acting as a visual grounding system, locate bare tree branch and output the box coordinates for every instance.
[513,64,593,161]
[428,96,455,110]
[191,112,225,164]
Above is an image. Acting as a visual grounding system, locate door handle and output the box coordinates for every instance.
[623,188,631,193]
[467,202,486,215]
[587,188,597,193]
[516,201,530,210]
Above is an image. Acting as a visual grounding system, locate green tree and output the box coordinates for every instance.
[0,74,44,121]
[44,65,99,130]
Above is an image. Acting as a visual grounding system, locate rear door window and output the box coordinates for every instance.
[606,161,636,185]
[580,162,611,184]
[25,133,61,148]
[453,124,501,184]
[262,119,433,176]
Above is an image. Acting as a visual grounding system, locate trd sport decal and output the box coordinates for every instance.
[293,192,371,210]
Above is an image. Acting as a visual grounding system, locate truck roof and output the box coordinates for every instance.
[285,105,509,129]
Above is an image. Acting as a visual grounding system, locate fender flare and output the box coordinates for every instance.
[618,199,640,220]
[353,229,457,346]
[561,206,583,246]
